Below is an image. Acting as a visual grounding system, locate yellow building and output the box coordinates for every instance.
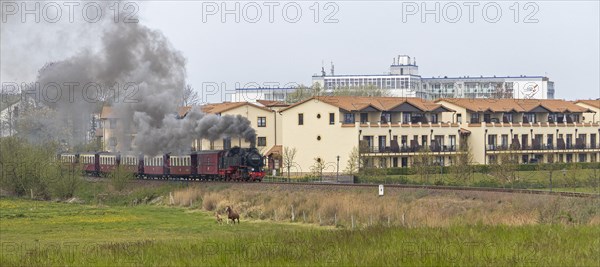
[97,97,599,175]
[98,106,118,152]
[575,99,600,123]
[279,96,466,174]
[436,98,600,164]
[178,102,283,170]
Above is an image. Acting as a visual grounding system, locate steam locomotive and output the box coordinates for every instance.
[59,147,265,181]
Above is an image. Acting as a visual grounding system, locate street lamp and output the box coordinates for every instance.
[562,168,567,191]
[388,129,392,151]
[575,129,578,149]
[336,155,340,183]
[510,129,513,149]
[358,129,362,171]
[484,129,488,164]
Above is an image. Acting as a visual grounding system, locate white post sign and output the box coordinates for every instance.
[379,185,384,196]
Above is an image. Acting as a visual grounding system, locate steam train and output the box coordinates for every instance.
[59,147,265,181]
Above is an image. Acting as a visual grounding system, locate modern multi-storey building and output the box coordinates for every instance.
[311,55,555,100]
[233,87,298,102]
[422,76,554,100]
[311,56,421,98]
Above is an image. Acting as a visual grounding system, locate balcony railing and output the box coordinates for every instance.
[360,145,457,153]
[486,143,599,151]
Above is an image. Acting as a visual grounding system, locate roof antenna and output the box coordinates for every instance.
[330,61,335,76]
[321,60,326,77]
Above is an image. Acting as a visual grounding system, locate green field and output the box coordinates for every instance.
[1,198,599,266]
[352,169,600,193]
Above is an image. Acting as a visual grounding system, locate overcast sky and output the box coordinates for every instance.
[2,1,599,103]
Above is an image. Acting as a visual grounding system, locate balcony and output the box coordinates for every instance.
[486,143,599,151]
[360,145,457,154]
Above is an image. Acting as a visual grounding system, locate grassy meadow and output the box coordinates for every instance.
[2,197,599,266]
[350,168,600,193]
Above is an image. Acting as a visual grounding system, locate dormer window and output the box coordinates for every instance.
[381,113,391,123]
[360,113,368,124]
[344,113,355,124]
[403,113,411,124]
[470,113,480,123]
[523,113,536,123]
[503,113,513,123]
[431,114,438,123]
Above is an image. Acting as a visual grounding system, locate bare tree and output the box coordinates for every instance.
[282,147,297,179]
[285,85,313,104]
[491,149,519,187]
[344,146,359,175]
[182,84,200,106]
[588,162,600,194]
[448,144,474,185]
[332,84,391,97]
[413,148,434,184]
[311,157,326,179]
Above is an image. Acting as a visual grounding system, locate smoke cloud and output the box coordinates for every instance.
[134,110,257,156]
[6,1,257,154]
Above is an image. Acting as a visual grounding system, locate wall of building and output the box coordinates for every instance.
[281,101,356,174]
[280,100,464,174]
[576,102,600,123]
[195,105,279,153]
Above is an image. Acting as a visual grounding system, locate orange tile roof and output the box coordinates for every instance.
[265,145,282,156]
[575,99,600,109]
[179,102,274,117]
[177,106,195,117]
[100,106,118,119]
[256,100,290,107]
[436,98,590,113]
[279,96,452,113]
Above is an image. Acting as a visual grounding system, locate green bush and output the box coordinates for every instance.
[109,165,134,191]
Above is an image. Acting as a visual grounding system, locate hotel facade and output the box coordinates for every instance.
[98,96,599,175]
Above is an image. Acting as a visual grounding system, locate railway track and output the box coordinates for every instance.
[122,176,599,199]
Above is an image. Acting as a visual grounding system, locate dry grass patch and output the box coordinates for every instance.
[169,184,599,228]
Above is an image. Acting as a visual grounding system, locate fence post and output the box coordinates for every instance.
[303,211,306,223]
[387,215,390,227]
[351,215,355,229]
[334,213,337,225]
[319,213,322,225]
[291,205,295,222]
